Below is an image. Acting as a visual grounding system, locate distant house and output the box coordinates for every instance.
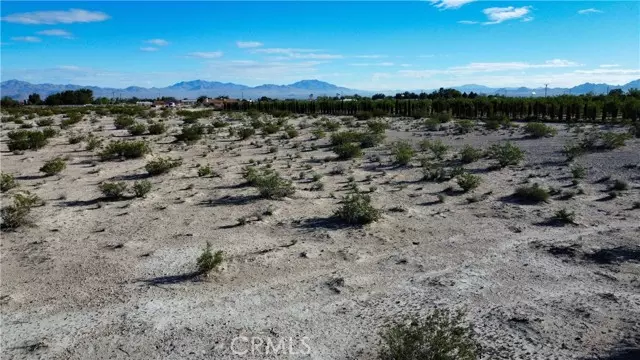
[136,101,153,106]
[181,99,197,106]
[206,98,239,109]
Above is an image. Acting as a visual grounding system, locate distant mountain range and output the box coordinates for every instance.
[1,79,639,100]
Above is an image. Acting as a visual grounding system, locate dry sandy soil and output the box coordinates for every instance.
[1,111,639,359]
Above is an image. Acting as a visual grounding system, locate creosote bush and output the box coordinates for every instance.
[392,141,415,165]
[455,120,474,134]
[7,129,52,151]
[198,165,213,177]
[378,308,480,360]
[459,145,483,164]
[148,122,167,135]
[175,124,205,143]
[513,183,550,203]
[254,171,295,199]
[128,122,147,136]
[145,157,183,176]
[99,182,128,199]
[334,143,363,160]
[523,122,557,138]
[553,208,575,224]
[420,139,449,160]
[424,118,441,131]
[40,157,67,176]
[335,193,380,225]
[488,142,524,168]
[114,115,135,129]
[1,173,18,193]
[99,140,151,160]
[570,165,586,179]
[238,126,256,140]
[133,180,152,198]
[1,191,41,231]
[197,241,224,275]
[610,179,629,191]
[36,118,54,127]
[456,173,481,193]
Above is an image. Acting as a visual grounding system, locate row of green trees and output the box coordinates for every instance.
[42,89,94,106]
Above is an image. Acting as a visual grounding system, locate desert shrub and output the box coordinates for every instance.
[412,110,429,119]
[1,173,18,192]
[335,193,380,225]
[1,191,41,231]
[42,127,59,139]
[456,173,481,192]
[392,141,415,165]
[40,157,67,176]
[610,179,629,191]
[99,140,150,160]
[524,122,557,138]
[238,126,256,140]
[455,120,474,134]
[285,125,298,138]
[331,131,361,146]
[145,157,182,176]
[85,135,103,151]
[488,142,524,168]
[149,123,167,135]
[198,165,213,177]
[378,308,479,360]
[197,241,224,275]
[484,119,501,130]
[254,171,295,199]
[321,119,341,132]
[436,112,451,123]
[562,142,584,161]
[114,115,135,129]
[99,182,128,199]
[36,118,54,127]
[513,183,550,203]
[570,165,586,179]
[421,161,448,182]
[311,128,326,139]
[459,145,483,164]
[127,122,147,136]
[420,139,449,160]
[262,121,281,135]
[553,208,575,224]
[424,118,440,131]
[175,124,205,143]
[212,119,228,128]
[60,114,82,129]
[355,111,373,121]
[68,133,85,144]
[368,120,389,134]
[133,180,152,198]
[600,132,630,149]
[334,143,363,160]
[7,130,50,151]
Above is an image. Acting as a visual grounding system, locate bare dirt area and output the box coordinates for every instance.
[1,111,639,359]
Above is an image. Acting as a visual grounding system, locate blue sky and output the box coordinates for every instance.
[1,1,639,90]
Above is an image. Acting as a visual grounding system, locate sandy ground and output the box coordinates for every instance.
[1,112,639,359]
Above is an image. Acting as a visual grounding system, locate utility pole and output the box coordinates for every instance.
[544,84,548,98]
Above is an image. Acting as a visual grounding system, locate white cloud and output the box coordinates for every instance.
[458,20,479,25]
[1,9,109,25]
[349,62,395,67]
[188,51,224,59]
[254,48,322,55]
[578,8,603,15]
[146,39,169,46]
[354,54,388,59]
[418,54,435,58]
[599,64,620,68]
[236,41,263,48]
[11,36,41,43]
[429,0,476,10]
[254,48,342,60]
[57,65,81,71]
[140,47,159,52]
[36,29,73,38]
[482,6,532,25]
[451,59,581,72]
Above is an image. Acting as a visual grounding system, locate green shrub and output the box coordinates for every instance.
[114,115,135,129]
[36,118,54,127]
[311,128,326,139]
[335,193,380,225]
[99,140,151,160]
[7,130,50,151]
[238,126,256,140]
[514,184,550,203]
[421,161,449,182]
[378,308,479,360]
[60,114,82,129]
[99,182,128,199]
[392,141,415,165]
[524,122,557,138]
[1,191,40,231]
[197,241,224,275]
[610,179,629,191]
[42,127,59,139]
[133,180,152,198]
[553,208,575,224]
[455,120,474,134]
[456,173,481,192]
[285,125,298,138]
[1,173,18,193]
[488,142,524,168]
[424,118,441,131]
[321,119,341,132]
[459,145,483,164]
[254,171,295,199]
[355,111,373,120]
[331,131,361,146]
[367,120,389,134]
[148,122,167,135]
[484,119,501,130]
[420,139,449,160]
[39,157,67,176]
[334,143,363,160]
[600,132,630,149]
[175,124,205,143]
[127,122,147,136]
[570,165,586,179]
[85,135,103,151]
[563,142,584,161]
[68,134,85,144]
[145,157,182,176]
[359,132,385,148]
[198,165,213,177]
[436,112,451,123]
